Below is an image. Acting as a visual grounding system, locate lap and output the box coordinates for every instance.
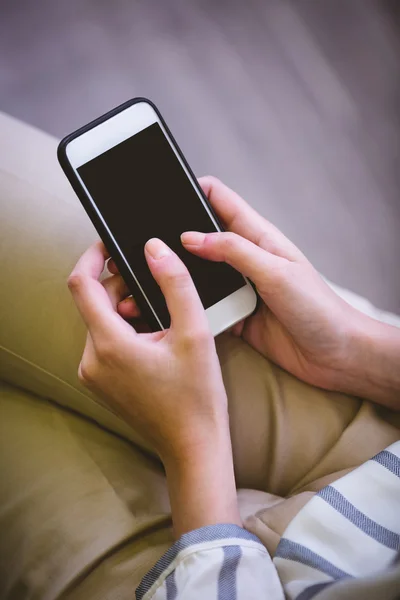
[217,333,399,495]
[1,380,398,598]
[2,112,398,492]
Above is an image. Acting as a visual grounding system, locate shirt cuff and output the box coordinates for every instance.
[136,523,266,600]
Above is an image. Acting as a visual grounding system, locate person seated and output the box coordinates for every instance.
[1,141,399,599]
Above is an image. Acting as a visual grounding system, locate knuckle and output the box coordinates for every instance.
[193,328,211,347]
[221,232,238,254]
[78,358,96,385]
[276,259,292,283]
[257,229,273,251]
[67,272,85,292]
[180,327,211,351]
[260,261,290,297]
[165,269,191,290]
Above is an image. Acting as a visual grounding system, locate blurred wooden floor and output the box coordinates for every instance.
[1,0,399,311]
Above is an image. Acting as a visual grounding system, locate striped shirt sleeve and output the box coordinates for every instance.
[135,523,284,600]
[136,441,400,600]
[274,440,400,600]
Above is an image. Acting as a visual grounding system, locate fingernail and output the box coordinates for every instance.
[145,238,171,260]
[181,231,206,246]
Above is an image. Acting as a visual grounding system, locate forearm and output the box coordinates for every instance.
[340,316,400,409]
[163,419,241,538]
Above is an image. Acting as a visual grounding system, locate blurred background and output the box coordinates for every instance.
[1,0,399,311]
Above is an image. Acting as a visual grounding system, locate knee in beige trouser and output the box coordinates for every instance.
[0,382,171,600]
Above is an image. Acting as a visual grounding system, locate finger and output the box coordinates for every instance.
[102,274,130,309]
[144,238,208,334]
[103,268,141,318]
[231,320,245,337]
[107,258,119,275]
[224,320,244,337]
[68,241,119,335]
[117,296,141,319]
[103,273,142,320]
[181,231,285,294]
[198,175,303,261]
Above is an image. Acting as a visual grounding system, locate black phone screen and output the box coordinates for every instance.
[77,122,245,327]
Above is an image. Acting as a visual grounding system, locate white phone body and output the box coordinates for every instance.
[63,99,257,336]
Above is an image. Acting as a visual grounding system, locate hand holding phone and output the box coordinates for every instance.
[68,238,241,535]
[180,176,394,405]
[58,98,257,335]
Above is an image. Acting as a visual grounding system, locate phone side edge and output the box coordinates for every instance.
[57,99,164,332]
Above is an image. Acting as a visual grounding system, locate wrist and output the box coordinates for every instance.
[336,314,400,407]
[160,402,231,466]
[163,415,233,484]
[163,419,241,537]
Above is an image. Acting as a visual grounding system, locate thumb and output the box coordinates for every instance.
[181,231,286,291]
[145,237,209,334]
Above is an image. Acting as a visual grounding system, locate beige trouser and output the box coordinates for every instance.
[1,111,399,600]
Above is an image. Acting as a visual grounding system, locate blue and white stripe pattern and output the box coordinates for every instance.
[136,523,284,599]
[274,441,400,599]
[136,441,400,600]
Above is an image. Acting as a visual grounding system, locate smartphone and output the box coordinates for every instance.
[58,98,257,335]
